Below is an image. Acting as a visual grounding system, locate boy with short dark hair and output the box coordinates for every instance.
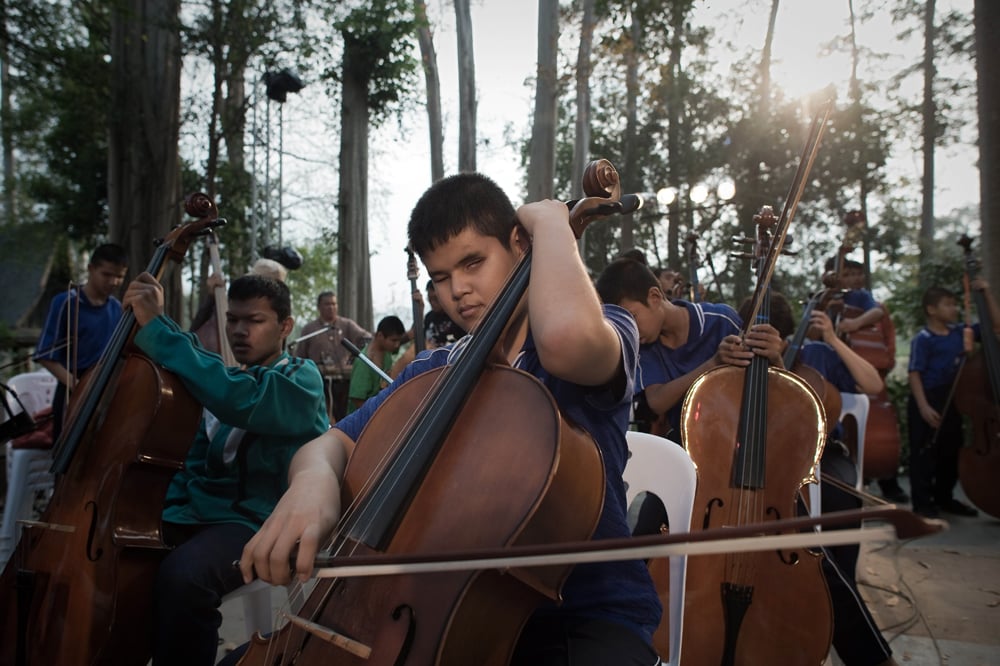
[35,243,129,440]
[240,173,663,665]
[347,315,406,413]
[123,272,328,665]
[908,281,1000,518]
[594,257,781,442]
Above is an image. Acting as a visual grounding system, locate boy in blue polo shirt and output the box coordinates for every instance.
[239,174,663,665]
[908,281,1000,517]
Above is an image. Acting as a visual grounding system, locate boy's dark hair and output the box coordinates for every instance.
[922,286,956,313]
[317,290,335,305]
[408,173,516,257]
[595,258,660,306]
[843,260,863,271]
[90,243,128,267]
[426,279,435,291]
[739,293,794,339]
[617,248,648,265]
[376,315,406,337]
[229,275,292,321]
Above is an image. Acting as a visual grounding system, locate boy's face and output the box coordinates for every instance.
[422,227,520,331]
[88,260,128,299]
[617,290,663,345]
[226,296,293,367]
[844,267,864,290]
[927,295,960,324]
[379,332,404,355]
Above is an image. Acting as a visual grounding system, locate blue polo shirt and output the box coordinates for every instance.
[635,300,742,439]
[908,323,981,391]
[35,289,121,372]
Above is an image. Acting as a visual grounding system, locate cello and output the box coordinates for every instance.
[954,234,1000,519]
[235,161,640,666]
[679,105,834,665]
[0,195,220,665]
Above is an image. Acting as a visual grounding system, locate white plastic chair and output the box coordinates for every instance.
[1,370,59,569]
[221,576,311,640]
[839,392,870,491]
[623,430,697,666]
[807,392,870,518]
[221,579,275,639]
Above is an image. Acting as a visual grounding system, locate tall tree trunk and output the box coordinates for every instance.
[572,0,596,261]
[415,0,443,183]
[108,0,182,317]
[454,0,476,173]
[1,0,14,223]
[919,0,937,276]
[338,41,373,329]
[620,6,641,252]
[975,0,999,290]
[527,0,559,202]
[848,0,873,289]
[666,6,684,269]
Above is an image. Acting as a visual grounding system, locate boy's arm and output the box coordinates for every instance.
[908,369,941,428]
[519,200,622,387]
[240,428,352,585]
[837,305,884,334]
[811,310,883,394]
[37,359,74,388]
[644,358,720,416]
[644,334,755,415]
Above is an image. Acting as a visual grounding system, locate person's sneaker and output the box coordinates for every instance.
[914,504,939,518]
[939,499,979,517]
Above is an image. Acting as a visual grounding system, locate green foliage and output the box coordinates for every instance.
[327,0,419,125]
[4,0,111,242]
[284,235,338,328]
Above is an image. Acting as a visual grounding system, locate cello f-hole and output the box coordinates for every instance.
[85,500,103,562]
[702,497,723,531]
[391,604,416,666]
[765,506,798,565]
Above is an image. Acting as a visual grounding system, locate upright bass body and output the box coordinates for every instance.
[0,353,201,665]
[237,364,605,666]
[680,365,832,665]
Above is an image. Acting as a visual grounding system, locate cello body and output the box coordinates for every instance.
[680,365,832,665]
[955,352,1000,518]
[236,332,605,666]
[953,234,1000,519]
[0,195,217,665]
[842,302,901,481]
[0,354,201,665]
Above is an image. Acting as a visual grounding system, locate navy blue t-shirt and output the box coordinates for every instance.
[336,304,662,641]
[908,323,981,391]
[35,289,122,372]
[635,300,742,439]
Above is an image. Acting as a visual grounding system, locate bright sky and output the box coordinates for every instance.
[272,0,978,323]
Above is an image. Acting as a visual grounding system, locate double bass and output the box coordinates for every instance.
[0,195,219,665]
[955,234,1000,519]
[235,160,640,665]
[679,106,834,665]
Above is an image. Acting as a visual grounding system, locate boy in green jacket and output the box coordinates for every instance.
[123,272,328,665]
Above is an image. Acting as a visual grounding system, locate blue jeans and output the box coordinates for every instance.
[152,521,256,666]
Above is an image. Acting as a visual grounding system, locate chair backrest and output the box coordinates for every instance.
[623,430,697,666]
[2,371,58,421]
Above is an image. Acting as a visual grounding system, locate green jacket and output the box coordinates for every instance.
[134,315,328,530]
